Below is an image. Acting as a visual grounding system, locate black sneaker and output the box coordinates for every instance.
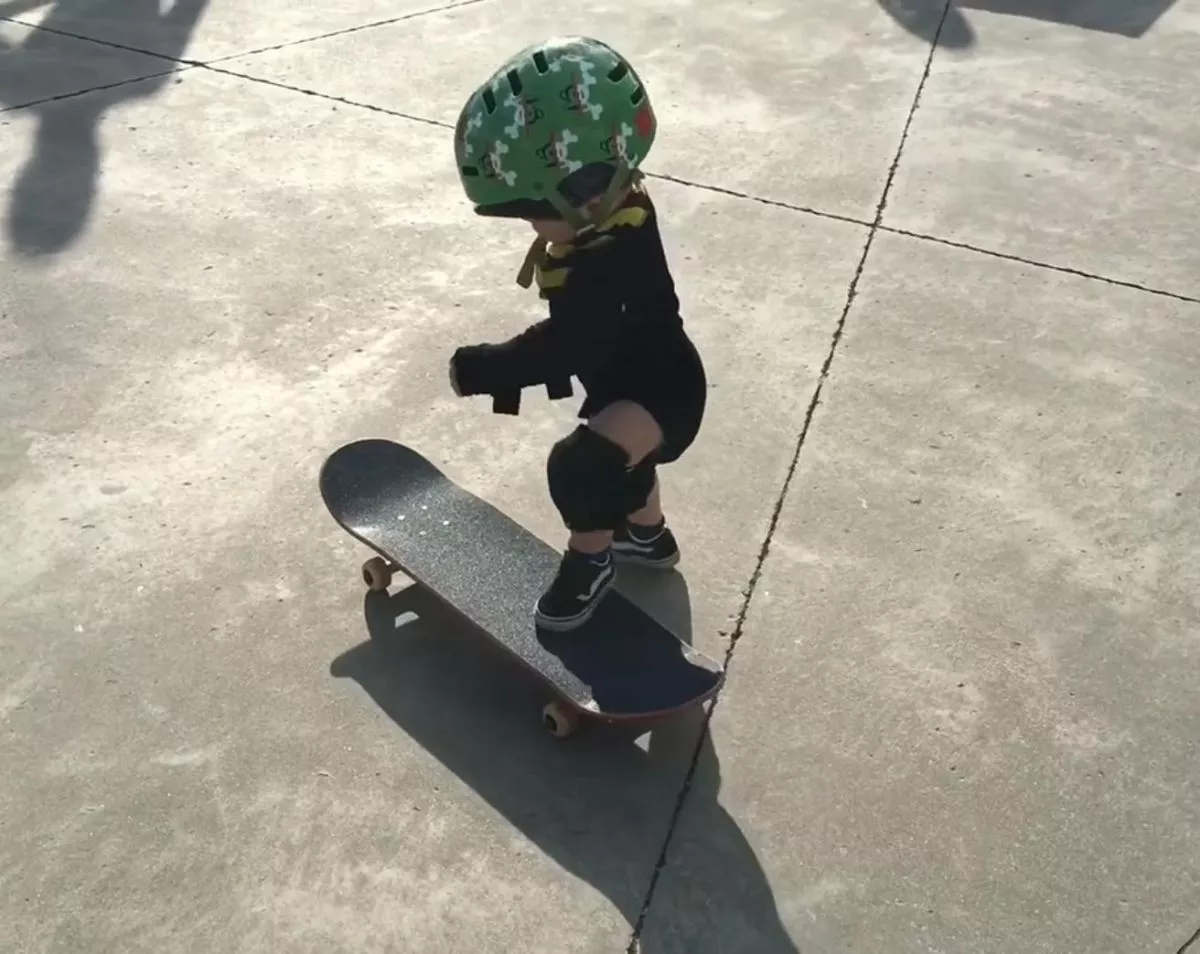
[535,547,616,631]
[612,518,680,569]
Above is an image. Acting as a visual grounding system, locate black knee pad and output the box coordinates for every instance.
[546,426,633,532]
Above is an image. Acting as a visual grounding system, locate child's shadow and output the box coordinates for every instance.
[329,573,800,953]
[0,0,208,257]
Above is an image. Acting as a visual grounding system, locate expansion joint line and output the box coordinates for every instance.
[624,2,955,949]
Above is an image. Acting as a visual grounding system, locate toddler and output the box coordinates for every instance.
[448,36,707,631]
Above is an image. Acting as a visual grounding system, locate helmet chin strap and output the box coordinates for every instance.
[514,164,644,288]
[515,237,547,288]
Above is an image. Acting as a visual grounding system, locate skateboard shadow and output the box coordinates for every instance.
[328,581,800,953]
[612,564,695,646]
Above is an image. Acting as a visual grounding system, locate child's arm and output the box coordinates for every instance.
[450,263,624,398]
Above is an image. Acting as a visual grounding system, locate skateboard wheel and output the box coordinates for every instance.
[541,701,579,739]
[361,556,393,592]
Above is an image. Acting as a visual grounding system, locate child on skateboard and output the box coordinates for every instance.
[447,36,707,632]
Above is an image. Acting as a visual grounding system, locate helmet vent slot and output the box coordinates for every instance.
[607,63,629,83]
[482,87,497,113]
[630,84,645,105]
[532,50,550,74]
[507,70,523,96]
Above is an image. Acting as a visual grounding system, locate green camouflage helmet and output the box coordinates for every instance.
[453,36,657,225]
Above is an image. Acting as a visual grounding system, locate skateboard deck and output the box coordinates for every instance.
[319,439,724,738]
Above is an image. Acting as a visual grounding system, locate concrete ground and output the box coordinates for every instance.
[2,0,1197,950]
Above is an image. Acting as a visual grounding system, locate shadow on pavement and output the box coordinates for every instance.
[329,582,799,953]
[0,0,208,257]
[876,0,1176,49]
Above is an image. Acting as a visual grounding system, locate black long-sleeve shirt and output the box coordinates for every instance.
[451,188,694,416]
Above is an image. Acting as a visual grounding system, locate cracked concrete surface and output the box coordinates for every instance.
[2,0,1197,951]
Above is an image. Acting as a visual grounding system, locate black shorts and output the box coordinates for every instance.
[578,329,707,465]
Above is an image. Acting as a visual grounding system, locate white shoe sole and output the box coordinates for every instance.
[534,577,616,632]
[612,546,680,570]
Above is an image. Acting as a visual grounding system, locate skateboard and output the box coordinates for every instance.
[318,438,724,739]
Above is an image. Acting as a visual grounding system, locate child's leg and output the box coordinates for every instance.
[610,387,705,569]
[549,400,667,552]
[554,399,664,552]
[612,465,680,569]
[626,473,663,526]
[616,334,705,568]
[535,401,662,630]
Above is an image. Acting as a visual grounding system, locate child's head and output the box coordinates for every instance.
[453,36,656,236]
